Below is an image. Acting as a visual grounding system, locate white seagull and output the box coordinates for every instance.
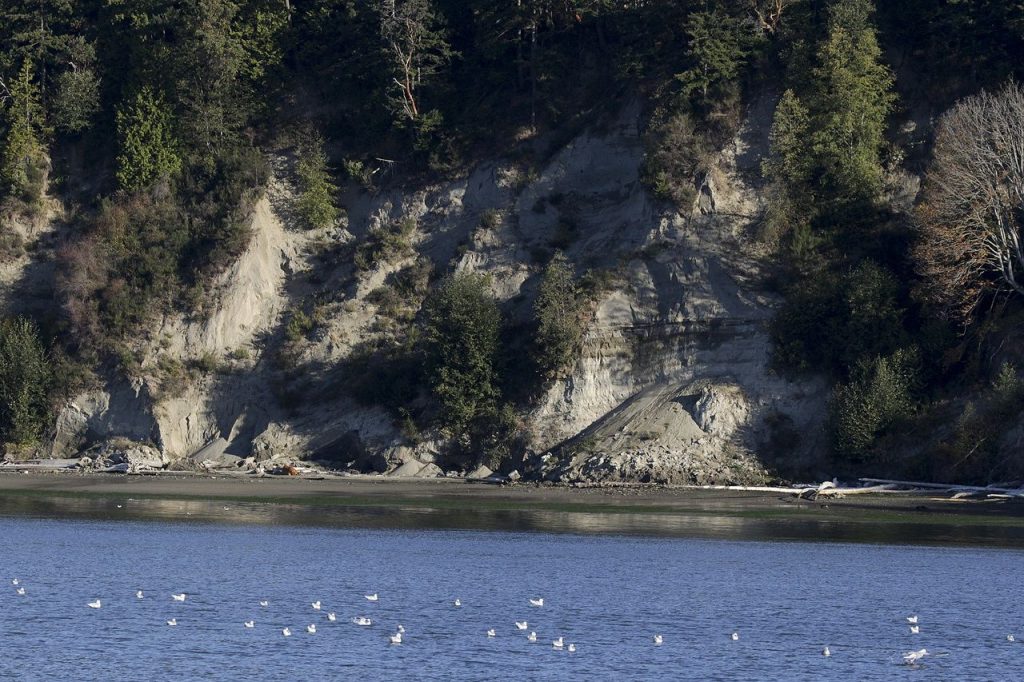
[353,616,372,626]
[311,601,321,610]
[731,632,740,641]
[1008,634,1016,642]
[903,648,928,665]
[87,599,101,609]
[515,621,528,630]
[910,625,920,634]
[166,618,177,626]
[390,632,402,644]
[282,627,291,637]
[453,599,461,607]
[397,624,405,633]
[16,587,25,595]
[528,631,537,642]
[365,594,379,602]
[307,624,317,634]
[568,643,576,653]
[327,612,336,622]
[244,621,255,628]
[172,593,186,602]
[487,629,496,638]
[653,634,663,645]
[136,590,144,599]
[906,615,918,624]
[259,600,269,607]
[529,598,544,607]
[823,646,831,657]
[11,578,18,586]
[552,637,564,649]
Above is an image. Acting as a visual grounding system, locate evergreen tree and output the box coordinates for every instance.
[115,86,182,191]
[295,133,340,230]
[809,0,894,205]
[534,252,584,379]
[0,61,47,203]
[0,317,52,448]
[423,272,501,437]
[677,9,747,103]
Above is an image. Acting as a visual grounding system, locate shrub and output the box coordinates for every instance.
[643,110,713,209]
[533,252,586,379]
[355,216,417,271]
[295,133,340,230]
[0,317,52,447]
[423,272,501,437]
[115,87,182,192]
[830,349,918,461]
[285,308,314,343]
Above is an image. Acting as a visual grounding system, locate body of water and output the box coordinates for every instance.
[1,516,1021,680]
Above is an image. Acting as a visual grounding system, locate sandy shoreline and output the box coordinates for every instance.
[1,469,1022,517]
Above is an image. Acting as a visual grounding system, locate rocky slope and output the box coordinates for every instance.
[9,100,830,482]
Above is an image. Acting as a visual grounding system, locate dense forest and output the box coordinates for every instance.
[1,0,1024,483]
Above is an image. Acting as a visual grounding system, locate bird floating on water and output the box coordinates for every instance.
[487,629,496,638]
[365,594,379,602]
[172,593,186,602]
[453,599,461,607]
[528,632,537,642]
[353,616,372,626]
[1008,634,1016,642]
[823,646,831,657]
[903,648,927,665]
[731,632,740,641]
[16,587,25,595]
[259,600,269,607]
[311,601,321,610]
[307,624,316,634]
[397,624,405,634]
[529,598,544,607]
[244,621,254,628]
[515,621,528,630]
[136,590,144,599]
[653,635,663,645]
[910,626,920,634]
[87,599,101,609]
[166,618,177,626]
[906,615,918,624]
[327,612,336,622]
[282,627,291,637]
[390,632,402,645]
[568,643,576,653]
[11,578,18,585]
[552,637,564,649]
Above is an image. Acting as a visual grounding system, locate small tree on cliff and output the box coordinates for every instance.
[115,87,182,192]
[423,272,501,438]
[0,317,52,449]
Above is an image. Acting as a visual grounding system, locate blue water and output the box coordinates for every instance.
[1,518,1021,680]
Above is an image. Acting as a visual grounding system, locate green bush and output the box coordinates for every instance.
[295,133,340,230]
[423,272,501,437]
[830,349,918,461]
[355,216,417,272]
[115,87,182,192]
[533,252,586,379]
[643,110,713,209]
[0,317,53,448]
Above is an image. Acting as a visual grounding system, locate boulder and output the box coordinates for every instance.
[415,463,444,478]
[467,464,494,480]
[389,460,427,477]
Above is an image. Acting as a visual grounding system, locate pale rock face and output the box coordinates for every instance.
[43,97,826,483]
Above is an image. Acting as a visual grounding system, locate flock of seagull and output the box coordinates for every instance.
[8,577,1020,667]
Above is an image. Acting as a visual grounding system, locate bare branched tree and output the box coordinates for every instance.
[376,0,452,121]
[750,0,799,34]
[915,81,1024,322]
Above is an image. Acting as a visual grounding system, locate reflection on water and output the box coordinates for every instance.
[2,494,1023,548]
